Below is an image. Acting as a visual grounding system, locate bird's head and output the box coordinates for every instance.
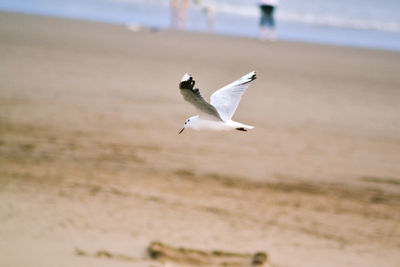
[178,115,198,134]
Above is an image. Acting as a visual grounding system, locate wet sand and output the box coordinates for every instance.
[1,11,400,267]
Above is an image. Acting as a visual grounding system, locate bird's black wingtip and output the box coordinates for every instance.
[179,73,195,90]
[241,71,256,85]
[251,71,257,81]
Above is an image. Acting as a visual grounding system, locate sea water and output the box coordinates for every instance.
[1,0,399,51]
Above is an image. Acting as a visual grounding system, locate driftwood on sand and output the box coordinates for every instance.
[148,241,268,266]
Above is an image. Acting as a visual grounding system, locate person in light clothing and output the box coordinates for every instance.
[171,0,190,30]
[258,0,279,41]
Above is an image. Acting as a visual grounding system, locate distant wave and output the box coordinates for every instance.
[277,12,400,33]
[216,3,400,33]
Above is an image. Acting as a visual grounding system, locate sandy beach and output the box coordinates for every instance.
[1,11,400,267]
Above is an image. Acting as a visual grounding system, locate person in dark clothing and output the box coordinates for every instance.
[258,0,279,41]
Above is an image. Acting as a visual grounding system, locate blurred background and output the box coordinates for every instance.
[1,1,400,267]
[1,0,400,50]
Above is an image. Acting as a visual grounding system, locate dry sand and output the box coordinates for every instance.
[1,11,400,267]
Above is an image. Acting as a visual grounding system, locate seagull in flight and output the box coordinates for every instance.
[178,71,256,134]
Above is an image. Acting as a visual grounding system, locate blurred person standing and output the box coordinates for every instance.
[258,0,279,41]
[171,0,190,30]
[193,0,217,32]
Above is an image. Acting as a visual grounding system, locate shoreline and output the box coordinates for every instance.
[0,8,400,52]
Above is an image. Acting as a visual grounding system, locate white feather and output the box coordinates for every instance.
[210,71,256,122]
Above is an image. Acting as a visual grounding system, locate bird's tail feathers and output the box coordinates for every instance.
[232,121,255,130]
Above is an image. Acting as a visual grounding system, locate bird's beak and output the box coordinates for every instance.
[178,128,185,134]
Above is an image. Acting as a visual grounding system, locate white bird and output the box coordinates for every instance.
[178,71,256,134]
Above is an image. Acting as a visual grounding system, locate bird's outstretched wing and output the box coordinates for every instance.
[210,71,256,121]
[179,73,222,120]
